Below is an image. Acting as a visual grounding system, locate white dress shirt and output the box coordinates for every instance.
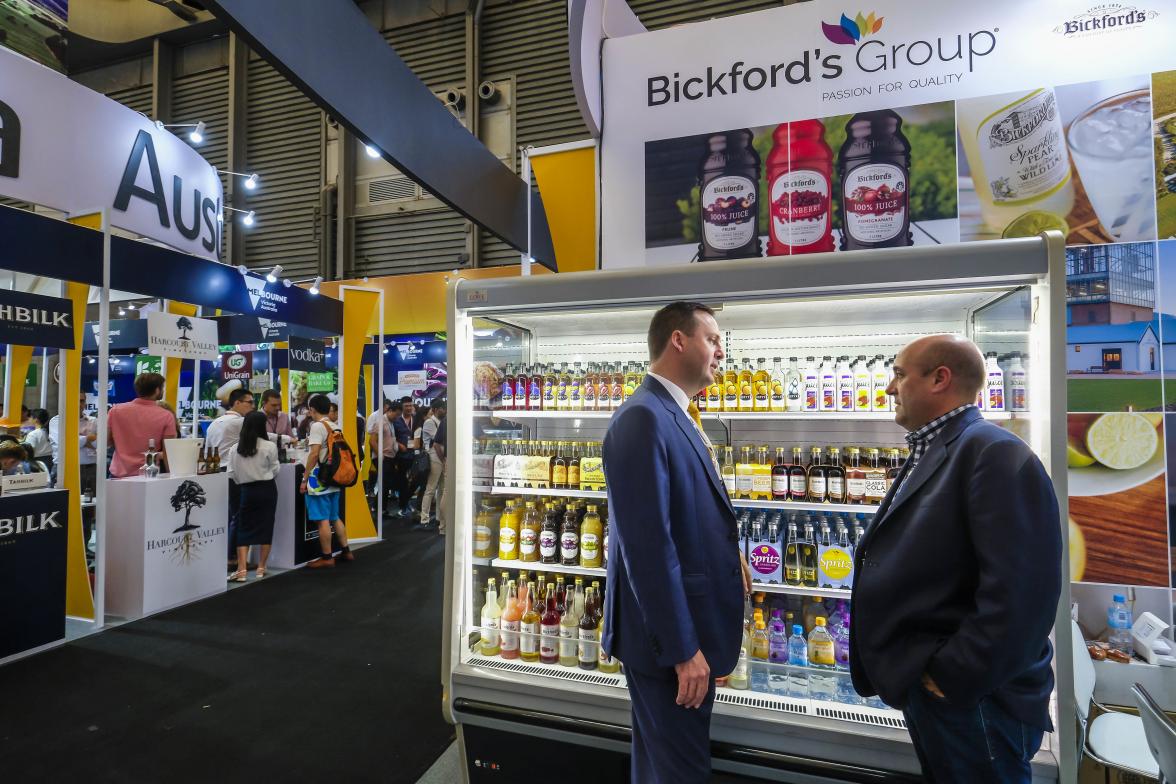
[646,371,691,413]
[232,439,279,483]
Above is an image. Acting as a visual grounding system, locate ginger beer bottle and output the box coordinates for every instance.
[578,587,600,670]
[864,448,887,505]
[520,581,541,662]
[826,448,846,503]
[500,581,521,659]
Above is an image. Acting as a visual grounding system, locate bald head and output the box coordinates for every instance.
[888,334,986,430]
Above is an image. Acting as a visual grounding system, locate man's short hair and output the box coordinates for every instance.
[308,394,331,415]
[431,398,447,412]
[389,399,403,413]
[260,389,282,405]
[917,337,986,399]
[329,402,339,412]
[400,396,413,406]
[228,388,253,408]
[134,373,165,398]
[647,301,716,360]
[383,398,393,410]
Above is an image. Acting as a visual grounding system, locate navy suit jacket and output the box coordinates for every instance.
[601,377,743,677]
[849,407,1061,730]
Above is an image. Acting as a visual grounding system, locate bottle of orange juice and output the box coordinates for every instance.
[498,500,520,561]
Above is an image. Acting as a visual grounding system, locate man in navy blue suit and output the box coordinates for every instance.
[602,302,750,783]
[850,334,1061,783]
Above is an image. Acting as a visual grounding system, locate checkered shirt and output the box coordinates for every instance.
[895,404,976,497]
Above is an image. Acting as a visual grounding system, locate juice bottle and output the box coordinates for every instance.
[569,361,584,410]
[498,500,519,561]
[853,356,872,412]
[556,363,572,410]
[560,504,580,566]
[558,588,579,667]
[501,364,515,411]
[500,580,521,659]
[788,447,807,502]
[539,583,560,665]
[498,570,510,608]
[519,502,541,562]
[769,358,787,412]
[723,363,739,411]
[539,504,560,564]
[578,587,600,670]
[753,358,771,412]
[584,364,598,411]
[808,617,836,667]
[838,110,913,250]
[819,356,836,411]
[736,446,754,500]
[610,364,625,409]
[985,351,1005,411]
[752,446,773,501]
[698,129,762,261]
[552,443,568,490]
[825,448,846,503]
[836,357,854,412]
[806,447,827,503]
[802,356,819,411]
[766,119,835,256]
[1009,352,1028,411]
[721,446,737,497]
[738,358,755,411]
[542,365,557,410]
[480,578,502,656]
[580,504,604,568]
[571,578,586,624]
[520,581,541,662]
[706,370,723,412]
[771,447,790,501]
[567,443,581,489]
[871,355,890,412]
[847,447,867,491]
[473,500,494,558]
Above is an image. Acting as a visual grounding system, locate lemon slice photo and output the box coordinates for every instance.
[1067,439,1097,468]
[1085,412,1160,470]
[1069,518,1086,582]
[1001,210,1070,239]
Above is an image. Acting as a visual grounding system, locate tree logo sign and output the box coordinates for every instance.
[145,480,216,565]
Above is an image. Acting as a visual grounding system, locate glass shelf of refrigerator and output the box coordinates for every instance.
[475,409,1019,421]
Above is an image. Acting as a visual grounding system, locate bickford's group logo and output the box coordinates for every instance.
[1053,3,1159,36]
[822,11,885,45]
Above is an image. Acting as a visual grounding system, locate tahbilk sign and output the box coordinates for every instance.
[0,490,67,659]
[0,289,74,349]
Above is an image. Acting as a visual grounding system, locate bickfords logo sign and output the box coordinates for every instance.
[1053,3,1159,36]
[646,9,997,107]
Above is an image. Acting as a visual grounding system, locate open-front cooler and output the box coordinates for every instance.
[443,233,1070,782]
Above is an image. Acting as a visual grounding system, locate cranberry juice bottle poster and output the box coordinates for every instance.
[643,101,959,264]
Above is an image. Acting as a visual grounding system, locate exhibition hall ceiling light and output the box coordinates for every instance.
[223,205,257,227]
[266,264,283,284]
[309,276,322,295]
[157,119,206,144]
[218,169,261,191]
[364,144,381,158]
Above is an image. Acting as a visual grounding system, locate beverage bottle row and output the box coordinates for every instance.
[699,355,894,414]
[479,576,620,673]
[723,444,904,504]
[486,440,607,492]
[495,361,650,412]
[487,498,608,569]
[977,351,1028,413]
[740,510,869,589]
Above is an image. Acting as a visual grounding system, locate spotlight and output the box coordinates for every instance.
[309,276,322,295]
[266,265,283,283]
[282,278,292,288]
[236,264,248,275]
[88,357,96,365]
[244,173,259,190]
[242,210,255,227]
[118,307,125,316]
[365,144,381,158]
[189,121,206,144]
[125,303,136,310]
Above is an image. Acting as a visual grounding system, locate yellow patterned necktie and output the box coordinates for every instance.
[686,400,723,481]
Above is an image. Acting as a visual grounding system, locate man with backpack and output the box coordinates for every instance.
[301,393,357,568]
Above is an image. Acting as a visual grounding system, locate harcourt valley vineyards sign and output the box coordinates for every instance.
[146,311,218,362]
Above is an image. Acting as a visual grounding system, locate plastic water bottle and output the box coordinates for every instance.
[750,620,770,693]
[787,624,809,699]
[832,613,860,704]
[807,618,837,702]
[767,610,789,695]
[1108,594,1134,658]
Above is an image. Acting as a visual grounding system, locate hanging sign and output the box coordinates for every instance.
[221,351,252,381]
[0,289,74,349]
[0,489,67,659]
[134,355,163,376]
[215,315,289,344]
[288,336,328,372]
[83,319,149,351]
[0,47,223,260]
[146,312,219,361]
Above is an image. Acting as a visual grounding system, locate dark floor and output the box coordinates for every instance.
[0,525,454,784]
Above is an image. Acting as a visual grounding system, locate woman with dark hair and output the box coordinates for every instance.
[229,410,279,582]
[22,408,53,473]
[0,441,43,474]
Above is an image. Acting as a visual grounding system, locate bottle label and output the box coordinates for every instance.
[521,620,539,654]
[976,91,1070,204]
[1012,385,1026,411]
[770,168,830,247]
[578,628,599,663]
[819,546,854,587]
[988,378,1005,411]
[809,476,827,498]
[560,533,579,561]
[540,623,560,657]
[855,381,871,410]
[474,525,492,548]
[865,475,888,500]
[581,533,600,562]
[516,380,528,405]
[839,382,854,410]
[847,477,867,497]
[702,175,757,250]
[568,466,581,486]
[611,384,624,405]
[805,382,818,410]
[481,617,500,648]
[500,619,520,652]
[529,380,541,404]
[749,544,782,577]
[810,638,835,666]
[539,532,558,558]
[501,385,514,408]
[843,163,907,243]
[559,625,578,658]
[828,475,844,499]
[736,474,754,494]
[723,474,737,495]
[584,385,596,405]
[570,381,582,405]
[580,457,606,489]
[873,386,889,411]
[790,475,807,497]
[751,475,772,495]
[771,475,790,496]
[499,527,517,549]
[553,465,568,485]
[519,528,537,556]
[821,380,836,409]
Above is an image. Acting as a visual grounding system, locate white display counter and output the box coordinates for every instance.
[105,472,229,620]
[266,462,305,570]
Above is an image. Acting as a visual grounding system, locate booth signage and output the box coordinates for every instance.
[147,312,219,361]
[598,0,1176,267]
[0,47,223,260]
[215,315,289,344]
[0,489,67,659]
[307,371,336,393]
[1,473,50,494]
[288,336,328,372]
[221,351,251,381]
[84,319,149,351]
[0,289,73,349]
[135,355,163,376]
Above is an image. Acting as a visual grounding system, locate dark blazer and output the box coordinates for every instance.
[392,414,416,453]
[601,377,743,676]
[849,407,1061,730]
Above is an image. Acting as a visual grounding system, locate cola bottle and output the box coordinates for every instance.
[697,129,762,261]
[837,110,913,250]
[766,120,834,256]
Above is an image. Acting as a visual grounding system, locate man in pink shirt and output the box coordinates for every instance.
[108,373,178,478]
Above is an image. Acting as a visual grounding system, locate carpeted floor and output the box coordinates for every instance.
[0,526,455,783]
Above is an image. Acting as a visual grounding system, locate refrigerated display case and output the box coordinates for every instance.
[443,234,1070,782]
